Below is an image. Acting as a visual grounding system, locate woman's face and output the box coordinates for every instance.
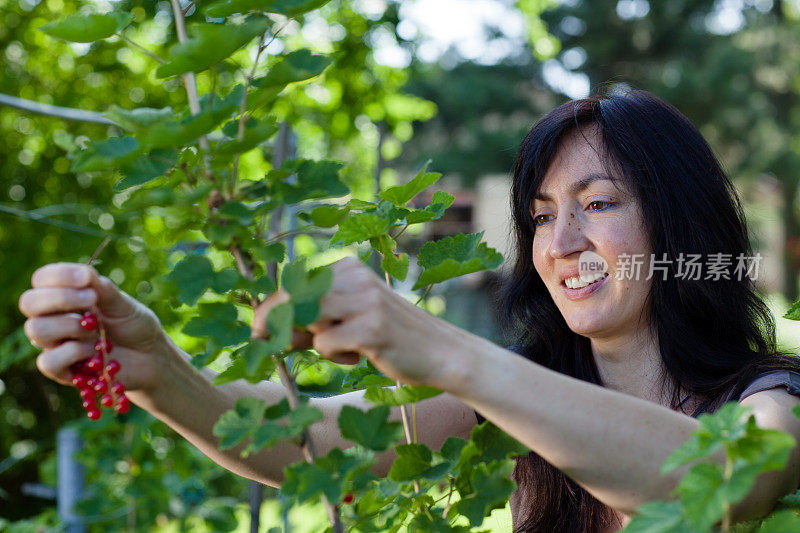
[531,126,653,340]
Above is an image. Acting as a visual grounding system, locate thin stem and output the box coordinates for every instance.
[231,244,342,533]
[169,0,213,181]
[441,477,455,519]
[231,33,267,197]
[721,451,734,532]
[265,225,315,244]
[117,33,165,64]
[89,237,112,265]
[414,285,433,306]
[391,224,408,240]
[383,272,422,493]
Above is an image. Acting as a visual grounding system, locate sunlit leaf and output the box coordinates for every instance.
[40,12,133,43]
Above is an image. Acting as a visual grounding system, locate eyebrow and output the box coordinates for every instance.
[533,173,620,203]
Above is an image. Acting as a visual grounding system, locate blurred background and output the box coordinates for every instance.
[2,0,800,529]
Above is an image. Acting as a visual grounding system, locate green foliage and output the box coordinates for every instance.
[40,12,132,43]
[338,405,404,452]
[414,232,504,290]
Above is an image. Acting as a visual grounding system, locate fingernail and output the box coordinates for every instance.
[74,269,89,286]
[78,289,95,305]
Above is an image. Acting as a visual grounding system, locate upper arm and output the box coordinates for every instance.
[311,390,476,477]
[732,388,800,520]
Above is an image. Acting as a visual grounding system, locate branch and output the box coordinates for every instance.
[169,0,213,180]
[117,33,165,64]
[230,244,343,533]
[0,92,113,125]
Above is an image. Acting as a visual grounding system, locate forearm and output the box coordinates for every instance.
[435,332,702,514]
[126,334,307,488]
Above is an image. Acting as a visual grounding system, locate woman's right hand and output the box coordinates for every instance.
[18,262,167,392]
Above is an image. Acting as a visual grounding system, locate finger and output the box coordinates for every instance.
[19,287,97,318]
[312,317,373,362]
[36,340,94,385]
[24,314,97,350]
[89,274,139,318]
[31,262,97,289]
[251,289,290,338]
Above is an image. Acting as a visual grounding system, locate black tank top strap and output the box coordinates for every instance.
[738,370,800,402]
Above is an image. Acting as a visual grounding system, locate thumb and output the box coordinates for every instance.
[87,271,138,318]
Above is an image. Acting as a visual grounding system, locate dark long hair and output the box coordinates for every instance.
[503,89,800,532]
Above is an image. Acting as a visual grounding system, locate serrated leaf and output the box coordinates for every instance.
[212,397,265,449]
[378,161,441,207]
[206,0,333,17]
[297,204,350,228]
[238,338,278,378]
[331,212,392,245]
[451,460,516,527]
[364,385,442,406]
[785,300,800,321]
[156,19,269,78]
[213,357,249,385]
[142,86,244,149]
[253,49,332,90]
[166,254,217,306]
[388,444,433,481]
[217,117,279,156]
[281,258,333,326]
[71,136,140,173]
[115,149,178,190]
[182,303,250,347]
[381,251,409,281]
[624,501,693,533]
[283,448,376,504]
[338,405,404,452]
[252,242,286,264]
[40,12,133,43]
[277,159,349,203]
[105,106,174,132]
[468,422,529,463]
[414,232,503,290]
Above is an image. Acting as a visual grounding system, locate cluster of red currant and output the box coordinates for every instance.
[69,310,129,420]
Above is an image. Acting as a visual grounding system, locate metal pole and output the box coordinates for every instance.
[57,428,86,533]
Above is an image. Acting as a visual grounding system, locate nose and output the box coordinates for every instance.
[547,210,589,259]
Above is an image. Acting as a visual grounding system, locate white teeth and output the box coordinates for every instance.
[564,272,607,289]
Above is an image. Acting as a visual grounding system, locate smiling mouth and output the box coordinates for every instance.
[562,272,608,289]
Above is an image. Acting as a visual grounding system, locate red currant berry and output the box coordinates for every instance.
[86,354,104,372]
[80,312,98,331]
[70,360,89,374]
[71,374,88,388]
[86,377,99,389]
[94,380,108,394]
[94,338,113,354]
[105,360,121,377]
[343,492,354,504]
[82,398,96,410]
[86,408,102,421]
[79,389,95,402]
[115,395,130,414]
[111,382,126,395]
[100,394,114,408]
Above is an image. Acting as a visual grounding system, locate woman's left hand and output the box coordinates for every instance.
[254,257,457,387]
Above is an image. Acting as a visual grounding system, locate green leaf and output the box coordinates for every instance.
[211,0,333,18]
[282,448,376,504]
[156,19,270,78]
[338,405,404,452]
[297,204,350,228]
[624,501,694,533]
[388,444,433,481]
[40,12,133,43]
[115,149,178,190]
[378,161,441,206]
[105,106,175,132]
[217,117,280,156]
[142,86,244,149]
[785,300,800,321]
[253,49,333,90]
[212,397,266,449]
[277,159,349,203]
[363,385,442,406]
[267,0,333,16]
[331,212,393,245]
[381,251,409,281]
[414,232,503,290]
[451,460,516,527]
[71,136,140,173]
[213,357,249,385]
[238,338,278,379]
[281,259,333,326]
[757,509,800,531]
[166,254,217,306]
[182,303,250,347]
[469,422,529,462]
[252,242,286,264]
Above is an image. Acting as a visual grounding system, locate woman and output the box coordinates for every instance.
[19,90,800,531]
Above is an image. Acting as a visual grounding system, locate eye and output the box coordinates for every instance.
[533,214,553,227]
[588,200,614,211]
